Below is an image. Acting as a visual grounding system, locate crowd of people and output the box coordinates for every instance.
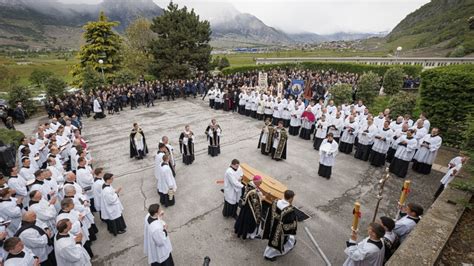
[0,114,127,265]
[0,66,469,265]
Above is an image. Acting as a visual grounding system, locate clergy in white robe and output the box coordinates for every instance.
[339,117,359,154]
[222,159,244,218]
[28,190,58,234]
[244,92,252,116]
[56,198,89,250]
[100,173,126,236]
[7,167,28,206]
[264,98,274,121]
[144,204,174,266]
[157,155,177,208]
[369,121,394,167]
[313,115,329,150]
[289,100,304,136]
[18,158,35,182]
[281,98,291,127]
[412,128,442,174]
[354,118,377,161]
[54,219,91,266]
[434,159,464,199]
[318,134,339,179]
[14,211,54,264]
[0,188,22,236]
[272,98,282,126]
[328,112,344,143]
[92,168,105,214]
[76,158,95,209]
[343,223,386,266]
[393,203,423,243]
[3,237,39,266]
[93,97,105,119]
[389,129,418,178]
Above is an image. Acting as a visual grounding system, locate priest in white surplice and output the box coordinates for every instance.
[389,129,418,178]
[343,223,386,266]
[412,128,442,175]
[144,204,174,266]
[318,133,339,179]
[157,155,177,208]
[100,173,126,236]
[54,219,91,266]
[222,159,244,218]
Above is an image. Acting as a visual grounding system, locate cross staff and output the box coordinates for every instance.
[396,180,411,219]
[372,167,391,223]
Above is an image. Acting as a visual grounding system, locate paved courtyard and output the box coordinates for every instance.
[17,98,444,265]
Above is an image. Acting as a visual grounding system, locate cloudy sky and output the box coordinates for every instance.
[58,0,430,34]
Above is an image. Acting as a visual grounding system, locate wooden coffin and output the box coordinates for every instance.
[240,163,287,204]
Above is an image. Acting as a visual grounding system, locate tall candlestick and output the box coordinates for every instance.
[352,202,361,231]
[399,180,411,206]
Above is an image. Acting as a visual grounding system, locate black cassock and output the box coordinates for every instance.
[262,200,297,253]
[234,186,262,239]
[130,129,149,159]
[206,125,221,157]
[179,132,195,165]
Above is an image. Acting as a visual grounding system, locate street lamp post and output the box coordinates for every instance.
[98,59,105,83]
[396,46,402,64]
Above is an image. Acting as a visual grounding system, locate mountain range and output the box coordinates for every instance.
[0,0,386,50]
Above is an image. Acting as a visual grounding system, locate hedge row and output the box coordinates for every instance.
[0,129,25,149]
[222,62,422,77]
[419,64,474,147]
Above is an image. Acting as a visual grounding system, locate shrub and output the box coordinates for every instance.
[387,91,418,118]
[356,71,380,105]
[330,84,353,105]
[368,96,390,115]
[45,76,67,98]
[8,85,36,115]
[419,64,474,147]
[0,128,25,149]
[383,67,405,95]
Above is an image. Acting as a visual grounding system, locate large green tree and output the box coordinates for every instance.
[123,18,156,75]
[383,67,404,95]
[72,11,122,86]
[356,71,380,105]
[44,76,67,98]
[150,2,212,79]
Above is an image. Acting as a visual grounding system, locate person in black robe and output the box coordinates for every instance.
[179,125,195,165]
[130,123,149,160]
[262,190,298,261]
[234,176,263,240]
[205,119,222,157]
[257,119,274,155]
[271,121,288,161]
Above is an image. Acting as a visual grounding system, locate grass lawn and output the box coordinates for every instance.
[1,55,77,87]
[217,48,390,67]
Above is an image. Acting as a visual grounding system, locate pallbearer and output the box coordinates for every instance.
[262,190,298,261]
[257,118,274,155]
[130,123,148,160]
[222,159,244,219]
[318,133,339,179]
[206,119,222,157]
[179,125,195,165]
[412,128,442,174]
[234,175,263,240]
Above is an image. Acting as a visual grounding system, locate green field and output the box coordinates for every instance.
[1,55,77,88]
[221,49,389,67]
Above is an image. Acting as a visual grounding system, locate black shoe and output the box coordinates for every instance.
[264,256,277,262]
[117,230,126,234]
